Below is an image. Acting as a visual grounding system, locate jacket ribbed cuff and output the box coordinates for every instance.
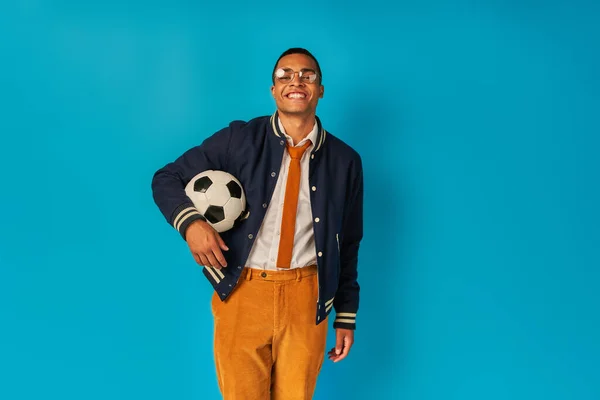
[333,312,357,330]
[171,203,206,240]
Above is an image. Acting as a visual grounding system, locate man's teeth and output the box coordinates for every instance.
[287,93,306,99]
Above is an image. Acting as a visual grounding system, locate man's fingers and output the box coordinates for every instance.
[198,253,210,267]
[216,234,229,251]
[336,338,352,362]
[206,252,220,269]
[197,251,224,270]
[211,246,228,268]
[329,334,353,362]
[328,347,342,362]
[193,253,201,265]
[214,252,227,268]
[335,331,345,355]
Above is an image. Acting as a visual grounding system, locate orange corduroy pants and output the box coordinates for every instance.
[210,265,328,400]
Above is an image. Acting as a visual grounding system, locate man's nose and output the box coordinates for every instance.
[290,72,305,86]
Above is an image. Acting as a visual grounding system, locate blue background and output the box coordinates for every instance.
[1,1,599,399]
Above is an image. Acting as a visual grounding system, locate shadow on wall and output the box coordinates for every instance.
[320,90,414,398]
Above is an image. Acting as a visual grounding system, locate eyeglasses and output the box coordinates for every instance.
[274,67,319,84]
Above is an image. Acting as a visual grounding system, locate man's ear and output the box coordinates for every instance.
[271,85,276,97]
[319,85,325,98]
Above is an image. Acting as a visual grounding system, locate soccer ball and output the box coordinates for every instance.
[184,170,246,233]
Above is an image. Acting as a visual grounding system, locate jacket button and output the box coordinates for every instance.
[311,186,316,191]
[271,172,276,177]
[262,203,267,208]
[280,140,285,146]
[314,217,320,223]
[248,234,254,239]
[318,251,323,257]
[261,272,267,278]
[311,154,314,159]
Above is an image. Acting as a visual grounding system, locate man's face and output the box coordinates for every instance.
[271,53,324,116]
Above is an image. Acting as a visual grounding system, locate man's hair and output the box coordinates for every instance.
[271,47,322,84]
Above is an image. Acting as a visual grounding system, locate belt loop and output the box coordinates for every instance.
[245,268,252,281]
[295,268,301,282]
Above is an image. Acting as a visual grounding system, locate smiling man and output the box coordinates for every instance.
[151,48,364,399]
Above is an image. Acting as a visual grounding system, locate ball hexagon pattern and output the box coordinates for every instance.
[184,170,246,233]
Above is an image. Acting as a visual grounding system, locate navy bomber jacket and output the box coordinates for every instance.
[151,111,363,330]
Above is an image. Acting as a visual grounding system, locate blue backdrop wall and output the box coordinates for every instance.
[1,1,599,399]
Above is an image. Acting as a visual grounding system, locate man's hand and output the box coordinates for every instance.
[185,220,229,269]
[328,328,354,363]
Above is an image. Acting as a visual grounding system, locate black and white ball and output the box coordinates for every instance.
[184,170,246,233]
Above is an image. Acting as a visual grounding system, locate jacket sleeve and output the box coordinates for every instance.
[151,125,233,240]
[333,155,364,330]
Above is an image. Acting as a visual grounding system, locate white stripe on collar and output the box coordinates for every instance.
[270,111,327,152]
[277,118,318,147]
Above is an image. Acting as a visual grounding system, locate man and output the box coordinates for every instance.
[151,47,363,399]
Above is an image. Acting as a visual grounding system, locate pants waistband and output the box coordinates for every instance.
[242,265,317,282]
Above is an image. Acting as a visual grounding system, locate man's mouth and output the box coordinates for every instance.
[285,92,307,99]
